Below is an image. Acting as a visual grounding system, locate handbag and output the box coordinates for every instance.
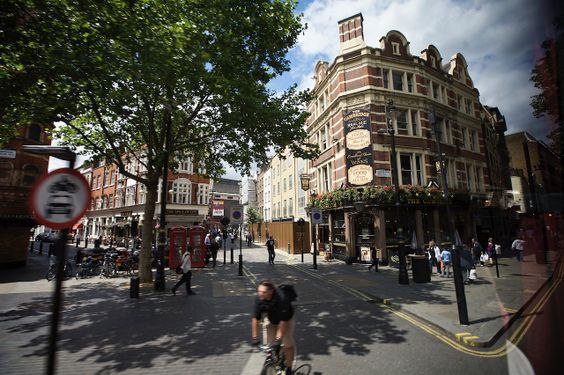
[175,265,183,274]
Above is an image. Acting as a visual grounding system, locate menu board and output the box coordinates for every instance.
[344,108,374,186]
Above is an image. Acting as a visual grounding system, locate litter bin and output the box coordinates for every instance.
[130,276,140,298]
[410,255,430,283]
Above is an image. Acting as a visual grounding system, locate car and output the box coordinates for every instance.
[35,232,59,242]
[45,194,74,219]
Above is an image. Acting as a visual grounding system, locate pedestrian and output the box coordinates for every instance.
[368,239,378,272]
[172,250,196,295]
[471,238,483,266]
[460,245,473,284]
[210,236,219,268]
[265,236,276,264]
[486,238,495,266]
[75,233,80,248]
[425,240,441,274]
[204,232,211,264]
[440,246,452,277]
[511,236,525,262]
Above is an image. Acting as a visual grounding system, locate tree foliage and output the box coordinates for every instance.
[1,0,318,281]
[529,16,563,157]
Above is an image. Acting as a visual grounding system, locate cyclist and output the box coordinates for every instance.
[251,280,295,375]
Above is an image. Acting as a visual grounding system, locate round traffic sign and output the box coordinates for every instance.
[29,168,90,230]
[232,211,242,220]
[312,211,322,221]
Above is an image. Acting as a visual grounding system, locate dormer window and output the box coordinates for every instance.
[392,42,400,55]
[430,56,436,68]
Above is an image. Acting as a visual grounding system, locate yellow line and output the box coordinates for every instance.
[289,261,563,357]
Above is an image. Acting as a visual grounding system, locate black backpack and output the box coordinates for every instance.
[278,284,297,302]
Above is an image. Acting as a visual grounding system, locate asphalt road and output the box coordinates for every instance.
[1,249,559,374]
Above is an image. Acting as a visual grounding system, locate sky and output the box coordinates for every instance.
[51,0,557,177]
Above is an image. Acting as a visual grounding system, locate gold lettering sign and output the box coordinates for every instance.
[346,129,371,150]
[348,164,374,185]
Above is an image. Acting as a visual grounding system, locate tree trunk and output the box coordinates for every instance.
[139,182,158,283]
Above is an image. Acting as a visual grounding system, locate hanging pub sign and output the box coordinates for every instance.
[344,108,374,186]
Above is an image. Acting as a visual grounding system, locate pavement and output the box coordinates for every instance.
[0,240,560,374]
[263,244,561,348]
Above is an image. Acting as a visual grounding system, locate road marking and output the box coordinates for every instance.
[288,261,563,358]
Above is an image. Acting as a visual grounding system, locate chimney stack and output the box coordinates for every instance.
[338,13,366,53]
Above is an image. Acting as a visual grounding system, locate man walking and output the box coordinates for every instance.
[172,250,196,295]
[266,236,276,264]
[511,236,525,262]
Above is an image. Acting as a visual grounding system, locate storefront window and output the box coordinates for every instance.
[332,211,345,243]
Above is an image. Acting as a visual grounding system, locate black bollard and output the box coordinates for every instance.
[29,240,34,253]
[130,276,140,298]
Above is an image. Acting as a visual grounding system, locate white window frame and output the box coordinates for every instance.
[172,179,191,204]
[197,183,209,205]
[392,70,404,91]
[178,157,193,173]
[398,153,424,186]
[392,42,400,55]
[318,162,332,194]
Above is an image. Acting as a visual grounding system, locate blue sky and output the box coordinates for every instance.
[272,0,554,136]
[52,0,556,177]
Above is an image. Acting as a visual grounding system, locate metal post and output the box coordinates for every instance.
[223,234,226,265]
[238,225,243,276]
[313,222,318,270]
[301,229,304,263]
[47,157,74,375]
[430,109,468,325]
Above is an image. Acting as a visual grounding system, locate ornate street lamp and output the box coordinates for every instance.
[383,100,408,285]
[301,173,317,270]
[429,109,469,325]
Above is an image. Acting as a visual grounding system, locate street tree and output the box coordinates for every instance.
[1,0,318,282]
[529,17,563,159]
[246,206,262,241]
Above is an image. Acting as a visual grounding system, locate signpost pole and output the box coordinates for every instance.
[238,224,243,276]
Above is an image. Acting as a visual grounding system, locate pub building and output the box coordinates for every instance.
[305,14,497,263]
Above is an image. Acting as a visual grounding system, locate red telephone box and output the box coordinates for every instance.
[189,226,207,268]
[168,226,187,269]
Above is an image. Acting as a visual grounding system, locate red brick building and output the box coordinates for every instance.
[0,123,52,267]
[81,157,211,244]
[305,14,496,262]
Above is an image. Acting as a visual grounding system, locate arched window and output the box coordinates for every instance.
[22,165,40,186]
[28,124,41,142]
[172,178,191,204]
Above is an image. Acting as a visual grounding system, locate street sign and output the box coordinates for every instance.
[0,149,16,158]
[311,208,323,224]
[29,168,90,230]
[375,169,391,178]
[230,205,244,224]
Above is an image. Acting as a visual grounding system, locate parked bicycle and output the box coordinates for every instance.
[75,256,102,279]
[100,248,138,278]
[45,256,74,281]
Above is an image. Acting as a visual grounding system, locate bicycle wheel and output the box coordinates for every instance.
[45,266,56,281]
[259,364,277,375]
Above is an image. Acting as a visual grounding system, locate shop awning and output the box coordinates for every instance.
[72,223,84,230]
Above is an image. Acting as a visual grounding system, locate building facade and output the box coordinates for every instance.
[0,123,52,267]
[305,13,493,262]
[82,156,211,244]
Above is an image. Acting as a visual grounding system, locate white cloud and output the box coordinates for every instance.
[287,0,554,137]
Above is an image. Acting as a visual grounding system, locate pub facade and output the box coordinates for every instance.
[305,14,493,263]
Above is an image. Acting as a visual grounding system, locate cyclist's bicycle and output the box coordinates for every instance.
[260,343,310,375]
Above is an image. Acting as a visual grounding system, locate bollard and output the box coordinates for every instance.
[39,241,44,255]
[288,243,291,254]
[29,240,34,253]
[374,258,379,272]
[130,276,140,298]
